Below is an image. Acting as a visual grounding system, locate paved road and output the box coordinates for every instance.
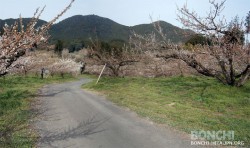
[35,79,193,148]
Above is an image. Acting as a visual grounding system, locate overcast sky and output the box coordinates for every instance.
[0,0,249,27]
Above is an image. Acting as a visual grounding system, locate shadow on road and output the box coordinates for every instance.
[36,88,70,98]
[34,81,110,147]
[37,115,110,148]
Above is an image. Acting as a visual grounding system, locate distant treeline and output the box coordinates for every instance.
[52,39,127,53]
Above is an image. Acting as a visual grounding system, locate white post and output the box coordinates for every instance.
[96,63,106,84]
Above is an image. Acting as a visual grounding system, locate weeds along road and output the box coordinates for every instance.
[35,79,193,148]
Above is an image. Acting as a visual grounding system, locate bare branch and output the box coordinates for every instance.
[0,0,75,76]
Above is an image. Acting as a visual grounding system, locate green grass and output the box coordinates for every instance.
[83,76,250,146]
[0,74,77,148]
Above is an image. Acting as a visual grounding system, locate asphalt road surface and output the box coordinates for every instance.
[35,79,193,148]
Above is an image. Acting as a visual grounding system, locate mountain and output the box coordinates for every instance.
[50,15,192,44]
[132,21,192,43]
[0,15,192,45]
[50,15,130,42]
[0,18,47,32]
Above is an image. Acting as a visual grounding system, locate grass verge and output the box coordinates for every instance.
[0,74,76,147]
[83,76,250,146]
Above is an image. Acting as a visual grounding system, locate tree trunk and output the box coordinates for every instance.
[236,70,250,86]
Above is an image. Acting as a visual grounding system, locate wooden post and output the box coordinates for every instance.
[96,63,106,84]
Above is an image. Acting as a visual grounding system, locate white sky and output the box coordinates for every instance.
[0,0,249,27]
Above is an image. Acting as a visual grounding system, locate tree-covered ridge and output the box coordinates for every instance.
[49,15,130,43]
[0,18,47,32]
[0,15,193,48]
[48,15,192,43]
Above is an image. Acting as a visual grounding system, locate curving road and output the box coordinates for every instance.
[35,79,193,148]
